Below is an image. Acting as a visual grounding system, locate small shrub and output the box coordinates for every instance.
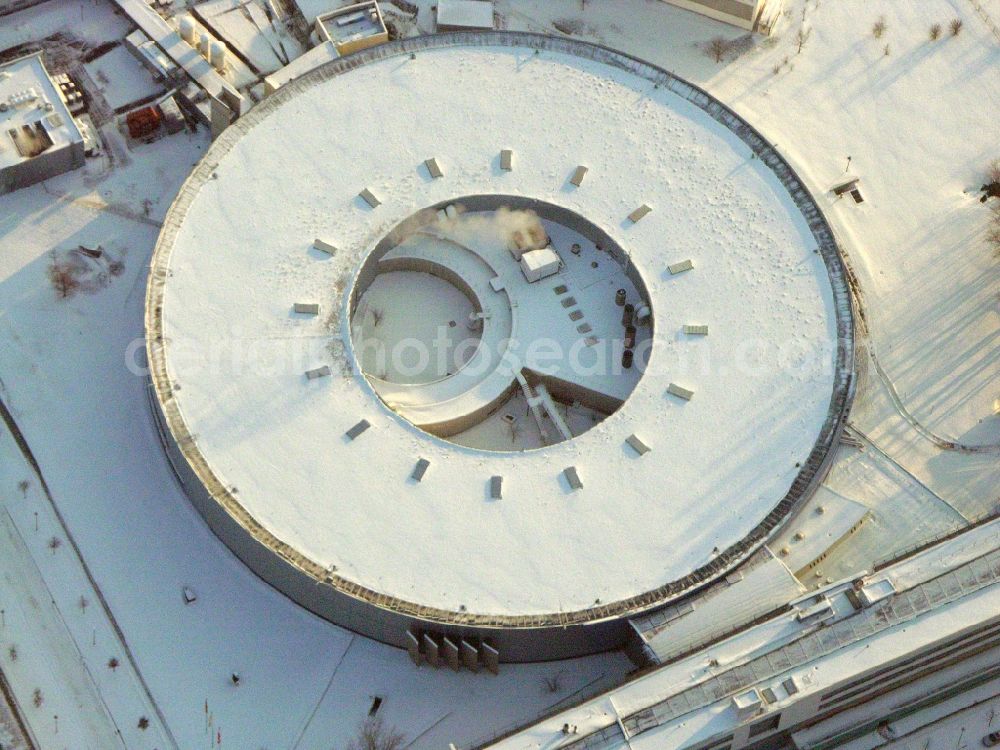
[988,222,1000,255]
[707,36,729,63]
[929,23,941,40]
[872,16,887,38]
[987,158,1000,184]
[108,656,119,671]
[988,205,1000,257]
[950,18,963,36]
[47,536,61,554]
[543,672,564,693]
[17,479,29,496]
[344,716,405,750]
[32,688,43,708]
[796,26,812,53]
[8,645,18,661]
[138,716,149,730]
[48,259,81,299]
[552,17,584,35]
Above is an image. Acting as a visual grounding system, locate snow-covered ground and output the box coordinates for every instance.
[0,0,997,746]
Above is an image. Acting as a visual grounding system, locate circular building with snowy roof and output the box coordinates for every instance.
[145,33,854,662]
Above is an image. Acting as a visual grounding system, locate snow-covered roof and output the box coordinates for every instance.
[770,487,871,576]
[316,2,386,47]
[264,41,339,95]
[437,0,495,30]
[147,35,851,625]
[634,549,805,664]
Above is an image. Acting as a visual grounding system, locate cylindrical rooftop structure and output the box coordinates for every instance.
[145,33,854,663]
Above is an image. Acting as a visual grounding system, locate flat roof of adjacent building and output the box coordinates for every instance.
[436,0,494,30]
[264,41,339,94]
[0,52,82,171]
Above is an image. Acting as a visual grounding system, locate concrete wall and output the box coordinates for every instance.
[0,140,84,195]
[335,31,389,57]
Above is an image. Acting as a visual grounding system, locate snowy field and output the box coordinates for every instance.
[0,0,997,747]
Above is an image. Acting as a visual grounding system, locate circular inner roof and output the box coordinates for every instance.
[151,40,842,618]
[349,198,653,450]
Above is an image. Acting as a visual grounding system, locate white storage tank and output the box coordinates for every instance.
[209,40,227,72]
[178,14,197,45]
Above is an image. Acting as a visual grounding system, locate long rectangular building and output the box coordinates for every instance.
[661,0,777,32]
[481,519,1000,750]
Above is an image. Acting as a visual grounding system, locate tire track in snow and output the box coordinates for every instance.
[837,241,999,455]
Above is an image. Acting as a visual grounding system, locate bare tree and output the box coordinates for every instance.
[987,202,1000,257]
[949,18,963,36]
[872,16,887,39]
[542,672,564,693]
[48,536,62,554]
[48,257,80,299]
[707,37,729,63]
[987,158,1000,184]
[988,219,1000,256]
[796,26,812,53]
[929,23,942,41]
[344,716,405,750]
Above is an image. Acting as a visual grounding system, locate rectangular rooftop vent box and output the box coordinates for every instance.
[795,596,835,623]
[733,688,763,721]
[519,247,560,283]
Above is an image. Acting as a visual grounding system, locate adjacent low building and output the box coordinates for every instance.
[0,52,85,195]
[485,519,1000,750]
[436,0,495,31]
[314,2,388,57]
[661,0,780,32]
